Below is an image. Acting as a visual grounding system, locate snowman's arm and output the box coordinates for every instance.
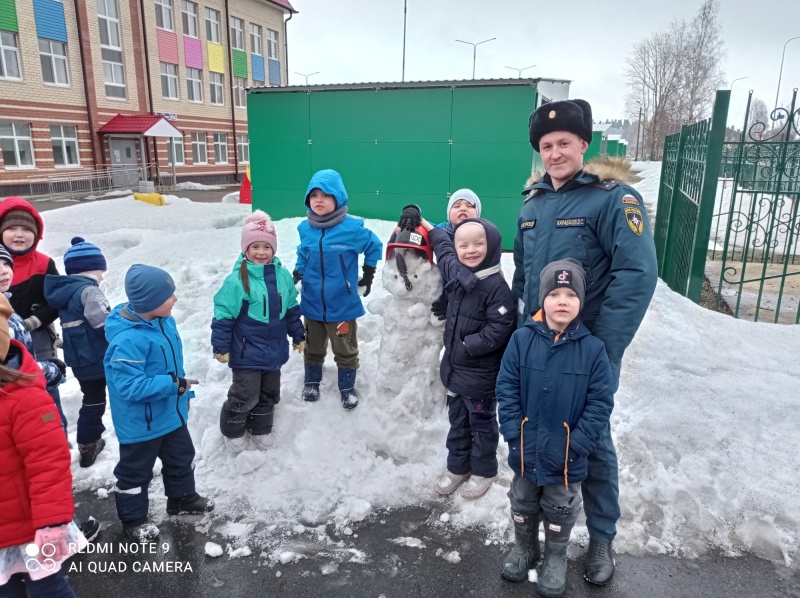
[463,284,516,357]
[496,332,524,441]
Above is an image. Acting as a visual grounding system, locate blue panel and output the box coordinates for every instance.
[251,54,265,82]
[33,0,67,42]
[268,58,281,86]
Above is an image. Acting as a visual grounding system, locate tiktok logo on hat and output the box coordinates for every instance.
[555,270,573,286]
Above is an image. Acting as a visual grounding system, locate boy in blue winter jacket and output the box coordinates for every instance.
[44,237,110,468]
[293,169,382,410]
[420,216,515,500]
[105,265,214,542]
[496,258,614,597]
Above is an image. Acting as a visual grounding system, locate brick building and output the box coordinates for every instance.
[0,0,295,196]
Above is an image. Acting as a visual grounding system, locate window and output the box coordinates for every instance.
[50,125,79,167]
[191,132,206,164]
[39,39,69,86]
[155,0,173,30]
[250,24,262,55]
[1,122,35,168]
[160,62,179,99]
[181,1,198,37]
[166,136,184,165]
[205,8,220,43]
[267,29,278,59]
[98,0,126,98]
[209,72,223,105]
[186,67,202,102]
[229,17,244,50]
[237,133,249,163]
[213,133,227,164]
[233,77,246,108]
[0,31,22,81]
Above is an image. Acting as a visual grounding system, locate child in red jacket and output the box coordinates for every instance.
[0,294,86,596]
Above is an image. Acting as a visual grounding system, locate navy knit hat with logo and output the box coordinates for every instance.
[0,244,13,268]
[125,264,176,313]
[64,237,107,275]
[538,257,586,309]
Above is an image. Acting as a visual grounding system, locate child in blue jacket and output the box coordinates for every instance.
[293,169,382,410]
[421,216,515,500]
[496,258,614,596]
[105,265,213,542]
[211,211,304,453]
[44,237,110,468]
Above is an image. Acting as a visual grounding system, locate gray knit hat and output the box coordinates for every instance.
[539,258,586,309]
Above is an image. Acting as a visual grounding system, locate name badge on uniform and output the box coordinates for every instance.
[556,217,586,227]
[519,219,536,231]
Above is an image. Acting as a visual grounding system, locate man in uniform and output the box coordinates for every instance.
[511,99,658,585]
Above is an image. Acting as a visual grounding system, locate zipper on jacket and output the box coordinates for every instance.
[562,422,570,489]
[520,417,528,475]
[241,336,247,359]
[160,346,169,370]
[158,319,185,427]
[263,295,266,318]
[338,254,351,294]
[145,402,152,431]
[319,230,327,321]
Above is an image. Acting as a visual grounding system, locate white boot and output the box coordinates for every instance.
[224,435,248,453]
[251,433,275,451]
[460,475,497,499]
[434,471,470,496]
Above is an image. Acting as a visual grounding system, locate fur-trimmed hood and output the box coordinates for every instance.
[524,156,641,188]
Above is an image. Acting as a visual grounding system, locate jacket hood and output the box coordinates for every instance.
[105,303,153,343]
[44,274,94,310]
[453,217,502,272]
[0,197,45,247]
[304,170,348,209]
[524,156,642,189]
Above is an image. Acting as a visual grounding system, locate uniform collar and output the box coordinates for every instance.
[522,169,599,196]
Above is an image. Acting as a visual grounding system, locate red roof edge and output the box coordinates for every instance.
[98,114,164,134]
[267,0,297,13]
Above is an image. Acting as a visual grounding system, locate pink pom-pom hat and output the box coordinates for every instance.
[241,210,278,253]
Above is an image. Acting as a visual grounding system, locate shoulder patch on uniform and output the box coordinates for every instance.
[556,217,586,227]
[622,194,639,205]
[625,207,644,236]
[519,219,536,231]
[41,412,55,424]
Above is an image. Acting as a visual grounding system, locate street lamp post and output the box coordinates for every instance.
[294,71,319,86]
[505,65,536,78]
[455,37,496,79]
[730,76,748,91]
[634,101,642,162]
[402,0,407,82]
[774,36,800,112]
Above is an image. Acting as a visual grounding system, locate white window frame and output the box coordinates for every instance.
[98,0,126,99]
[167,136,184,165]
[50,125,80,167]
[229,16,244,51]
[186,67,202,102]
[213,133,227,164]
[1,122,36,169]
[0,31,22,81]
[237,133,249,164]
[249,24,262,55]
[155,0,174,31]
[205,8,220,44]
[160,62,179,99]
[209,72,223,105]
[181,0,198,38]
[267,29,278,59]
[39,39,70,86]
[233,76,246,108]
[191,132,207,164]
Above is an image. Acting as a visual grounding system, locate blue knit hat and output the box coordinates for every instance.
[0,244,12,268]
[124,264,176,314]
[64,237,107,275]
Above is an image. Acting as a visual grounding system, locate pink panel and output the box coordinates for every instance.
[183,36,203,69]
[157,29,179,64]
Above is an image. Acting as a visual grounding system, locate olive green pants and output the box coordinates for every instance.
[303,318,359,370]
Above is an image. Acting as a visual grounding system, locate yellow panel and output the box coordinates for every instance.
[207,43,225,74]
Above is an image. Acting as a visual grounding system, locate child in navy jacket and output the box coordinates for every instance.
[421,216,515,500]
[496,258,614,596]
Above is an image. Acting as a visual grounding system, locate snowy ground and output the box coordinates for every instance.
[38,177,800,568]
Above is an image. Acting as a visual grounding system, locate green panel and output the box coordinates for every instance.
[606,140,620,157]
[232,49,248,79]
[584,131,604,161]
[247,92,309,143]
[309,143,382,193]
[0,0,18,31]
[346,193,445,222]
[310,88,452,143]
[250,142,311,218]
[451,85,537,143]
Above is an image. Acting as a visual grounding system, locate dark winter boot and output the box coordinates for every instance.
[123,520,160,542]
[583,540,615,585]
[79,438,106,468]
[337,368,359,410]
[78,517,101,543]
[537,522,572,598]
[501,511,540,582]
[166,492,215,515]
[302,363,323,402]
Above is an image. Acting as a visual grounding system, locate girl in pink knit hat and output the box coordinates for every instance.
[211,211,305,453]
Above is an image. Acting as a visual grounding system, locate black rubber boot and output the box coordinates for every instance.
[583,540,615,585]
[500,511,540,582]
[537,532,570,598]
[79,438,105,468]
[166,492,215,515]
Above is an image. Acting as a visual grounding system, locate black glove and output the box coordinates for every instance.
[51,358,67,377]
[358,265,376,297]
[398,204,422,231]
[292,269,303,284]
[431,299,446,320]
[171,374,190,396]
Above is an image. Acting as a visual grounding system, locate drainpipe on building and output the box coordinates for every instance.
[223,0,240,182]
[284,10,292,81]
[73,0,99,167]
[138,0,157,176]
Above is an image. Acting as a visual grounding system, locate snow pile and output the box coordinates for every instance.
[204,542,223,557]
[221,191,240,204]
[40,187,800,567]
[174,182,224,190]
[389,537,426,549]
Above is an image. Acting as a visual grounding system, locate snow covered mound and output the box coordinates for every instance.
[40,192,800,567]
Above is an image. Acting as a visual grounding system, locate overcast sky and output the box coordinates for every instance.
[285,0,800,127]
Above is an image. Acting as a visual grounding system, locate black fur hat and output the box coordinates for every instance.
[528,99,593,152]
